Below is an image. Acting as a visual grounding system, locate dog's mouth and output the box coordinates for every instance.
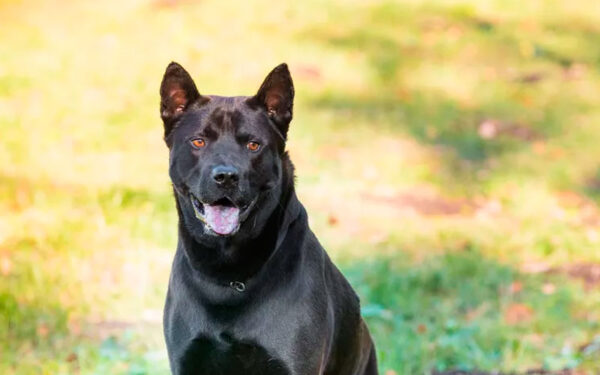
[189,194,256,236]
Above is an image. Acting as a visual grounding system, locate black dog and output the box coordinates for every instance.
[160,62,378,375]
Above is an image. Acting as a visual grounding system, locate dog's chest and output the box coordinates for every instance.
[178,333,290,375]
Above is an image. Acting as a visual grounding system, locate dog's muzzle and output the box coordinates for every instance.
[190,193,258,236]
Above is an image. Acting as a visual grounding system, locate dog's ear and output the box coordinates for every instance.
[159,62,206,139]
[248,63,294,139]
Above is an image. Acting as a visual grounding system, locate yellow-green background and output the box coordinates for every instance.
[1,0,600,373]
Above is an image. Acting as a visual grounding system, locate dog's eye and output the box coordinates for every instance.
[191,138,206,149]
[247,141,261,152]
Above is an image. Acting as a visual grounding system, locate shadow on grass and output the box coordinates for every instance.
[302,1,600,80]
[584,166,600,204]
[298,1,600,192]
[304,87,586,194]
[341,248,599,374]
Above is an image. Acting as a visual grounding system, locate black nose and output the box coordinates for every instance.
[211,165,239,186]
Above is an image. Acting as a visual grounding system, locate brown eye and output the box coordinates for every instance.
[191,138,206,148]
[247,141,261,152]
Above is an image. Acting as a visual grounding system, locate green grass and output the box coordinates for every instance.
[347,250,600,373]
[1,0,600,373]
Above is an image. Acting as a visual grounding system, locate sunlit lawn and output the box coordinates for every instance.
[1,0,600,374]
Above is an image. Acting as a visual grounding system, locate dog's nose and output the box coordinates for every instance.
[211,165,239,186]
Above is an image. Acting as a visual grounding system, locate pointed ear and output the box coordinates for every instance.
[159,62,206,138]
[248,63,294,139]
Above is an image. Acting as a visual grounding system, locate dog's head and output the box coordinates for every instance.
[160,62,294,241]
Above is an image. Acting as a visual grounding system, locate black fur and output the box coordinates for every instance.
[160,62,378,375]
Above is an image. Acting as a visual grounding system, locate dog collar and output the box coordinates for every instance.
[229,281,246,292]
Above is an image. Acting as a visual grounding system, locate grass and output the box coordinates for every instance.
[349,250,600,373]
[1,0,600,373]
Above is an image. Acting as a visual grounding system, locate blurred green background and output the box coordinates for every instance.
[1,0,600,374]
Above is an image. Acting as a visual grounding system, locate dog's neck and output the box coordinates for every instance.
[175,155,297,283]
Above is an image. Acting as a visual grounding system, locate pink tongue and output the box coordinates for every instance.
[203,205,240,235]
